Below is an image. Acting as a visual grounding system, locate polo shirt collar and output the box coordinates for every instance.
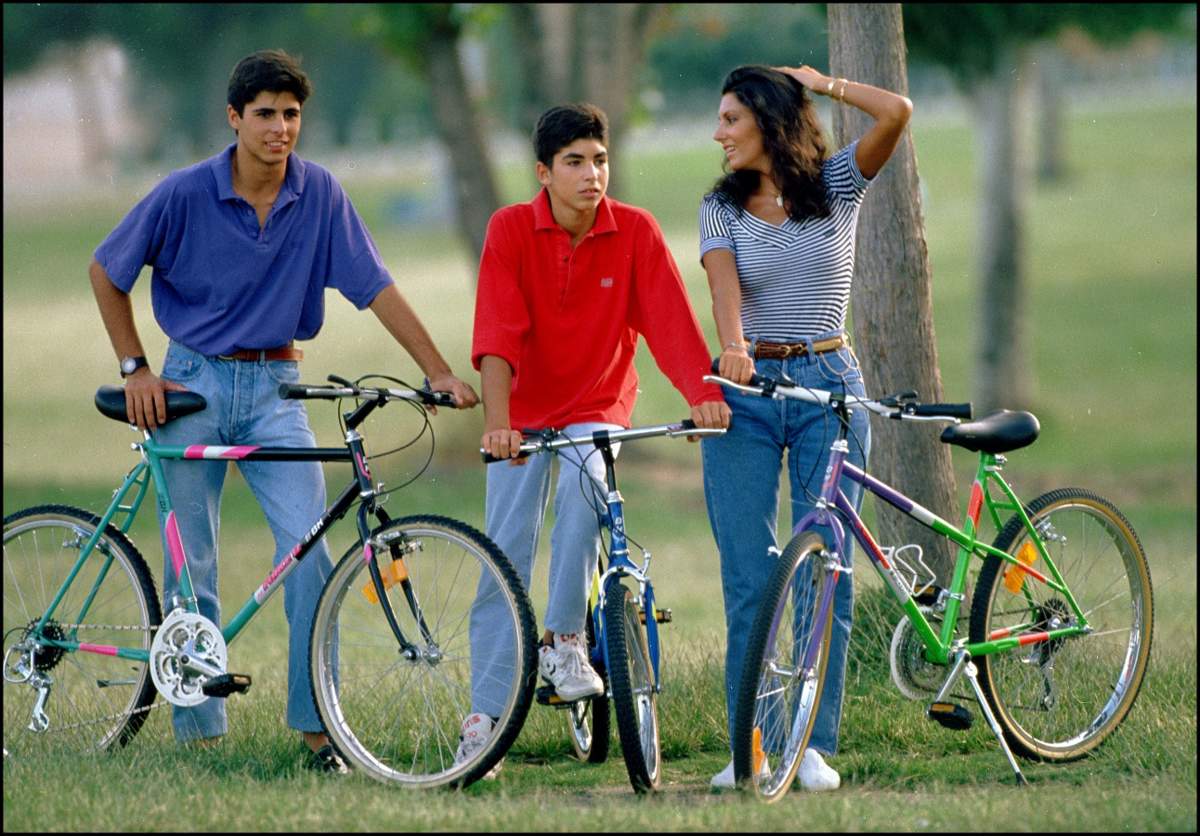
[213,142,306,204]
[531,187,618,237]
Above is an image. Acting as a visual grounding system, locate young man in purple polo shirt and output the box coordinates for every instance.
[89,49,478,773]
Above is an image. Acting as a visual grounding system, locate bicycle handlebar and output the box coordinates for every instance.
[705,358,971,423]
[480,419,726,464]
[279,380,456,408]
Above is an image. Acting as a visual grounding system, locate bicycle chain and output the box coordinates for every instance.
[37,623,158,632]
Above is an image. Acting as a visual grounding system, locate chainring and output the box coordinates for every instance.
[889,609,946,701]
[149,609,227,707]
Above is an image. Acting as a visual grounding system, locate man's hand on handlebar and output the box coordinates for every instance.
[425,373,479,413]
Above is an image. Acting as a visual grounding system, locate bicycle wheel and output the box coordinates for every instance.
[3,505,160,757]
[603,573,660,793]
[310,515,537,788]
[732,531,833,802]
[971,488,1153,761]
[567,603,610,763]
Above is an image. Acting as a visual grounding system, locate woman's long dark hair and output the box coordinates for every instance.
[710,65,830,221]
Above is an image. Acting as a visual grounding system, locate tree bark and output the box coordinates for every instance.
[425,27,502,268]
[969,49,1032,416]
[828,4,959,583]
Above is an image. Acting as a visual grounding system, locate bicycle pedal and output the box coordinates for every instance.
[201,672,252,698]
[535,684,576,709]
[927,701,973,730]
[912,585,943,606]
[640,607,672,624]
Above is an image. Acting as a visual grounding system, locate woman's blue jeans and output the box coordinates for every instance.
[701,346,870,756]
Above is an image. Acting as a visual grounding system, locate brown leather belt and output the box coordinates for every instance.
[751,335,846,360]
[216,345,304,362]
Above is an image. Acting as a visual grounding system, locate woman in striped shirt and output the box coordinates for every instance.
[700,64,912,791]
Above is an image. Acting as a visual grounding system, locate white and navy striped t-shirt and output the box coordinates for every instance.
[699,141,871,341]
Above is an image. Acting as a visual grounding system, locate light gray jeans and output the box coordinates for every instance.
[469,422,621,717]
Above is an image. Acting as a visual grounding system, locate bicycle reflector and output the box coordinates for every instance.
[362,557,410,604]
[1003,541,1039,594]
[752,726,766,776]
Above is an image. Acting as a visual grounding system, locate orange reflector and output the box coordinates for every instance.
[752,726,765,776]
[362,558,409,603]
[1003,542,1039,594]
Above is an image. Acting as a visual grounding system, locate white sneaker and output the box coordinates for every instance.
[538,634,603,702]
[709,757,771,790]
[454,712,502,780]
[797,748,840,791]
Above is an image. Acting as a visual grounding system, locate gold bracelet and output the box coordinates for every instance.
[836,78,849,102]
[824,78,836,97]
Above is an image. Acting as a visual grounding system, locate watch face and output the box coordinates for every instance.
[121,358,137,374]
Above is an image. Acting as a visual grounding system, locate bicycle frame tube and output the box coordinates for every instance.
[44,435,362,662]
[592,438,662,687]
[827,458,1087,664]
[789,403,1086,667]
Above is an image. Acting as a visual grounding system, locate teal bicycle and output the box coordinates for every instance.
[707,366,1153,801]
[3,375,538,788]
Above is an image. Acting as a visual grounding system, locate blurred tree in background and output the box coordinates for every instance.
[903,3,1189,416]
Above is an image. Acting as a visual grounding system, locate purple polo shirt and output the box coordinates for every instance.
[94,143,393,356]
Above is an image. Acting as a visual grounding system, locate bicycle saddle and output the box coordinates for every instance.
[939,409,1040,454]
[94,385,208,425]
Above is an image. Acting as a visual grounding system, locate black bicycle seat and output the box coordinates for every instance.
[939,409,1040,454]
[94,385,208,425]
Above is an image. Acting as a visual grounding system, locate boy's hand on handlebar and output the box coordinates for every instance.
[688,399,731,442]
[426,373,479,412]
[718,345,756,385]
[481,427,528,466]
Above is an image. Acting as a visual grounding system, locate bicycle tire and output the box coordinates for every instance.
[3,505,161,757]
[970,488,1153,761]
[732,531,833,802]
[603,573,660,793]
[567,603,610,763]
[309,514,537,788]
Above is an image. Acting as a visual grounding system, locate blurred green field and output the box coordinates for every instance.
[3,97,1196,830]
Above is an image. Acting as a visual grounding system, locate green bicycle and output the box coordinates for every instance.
[707,366,1153,801]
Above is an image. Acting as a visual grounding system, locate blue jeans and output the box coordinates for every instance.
[701,345,870,756]
[469,423,620,717]
[153,341,334,742]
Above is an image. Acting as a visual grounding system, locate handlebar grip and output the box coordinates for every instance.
[279,383,341,400]
[426,391,456,408]
[910,402,973,420]
[480,448,533,465]
[710,357,769,391]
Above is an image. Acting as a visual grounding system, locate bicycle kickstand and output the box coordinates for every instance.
[958,651,1029,787]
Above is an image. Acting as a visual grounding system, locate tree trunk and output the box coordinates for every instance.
[969,52,1032,416]
[1034,42,1066,184]
[425,28,502,268]
[522,3,666,200]
[828,4,959,584]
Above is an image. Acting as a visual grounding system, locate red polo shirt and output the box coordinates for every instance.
[472,188,723,430]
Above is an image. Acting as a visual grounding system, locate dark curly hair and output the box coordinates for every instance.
[709,65,830,221]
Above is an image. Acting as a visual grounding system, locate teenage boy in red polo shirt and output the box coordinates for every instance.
[456,104,730,771]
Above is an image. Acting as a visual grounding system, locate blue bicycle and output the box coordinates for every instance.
[484,419,725,793]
